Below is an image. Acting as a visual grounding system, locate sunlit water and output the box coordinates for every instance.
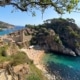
[0,26,25,36]
[43,53,80,80]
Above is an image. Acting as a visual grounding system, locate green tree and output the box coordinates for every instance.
[0,0,80,14]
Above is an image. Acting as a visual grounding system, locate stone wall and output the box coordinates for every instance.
[8,29,32,43]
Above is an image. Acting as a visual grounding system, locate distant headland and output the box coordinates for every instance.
[0,21,14,30]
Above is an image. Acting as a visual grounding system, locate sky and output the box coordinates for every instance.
[0,5,80,27]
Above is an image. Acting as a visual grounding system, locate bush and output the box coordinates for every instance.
[0,45,8,57]
[54,35,62,44]
[11,52,27,66]
[26,64,47,80]
[26,73,41,80]
[11,51,33,66]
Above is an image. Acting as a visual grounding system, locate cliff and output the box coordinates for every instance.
[28,18,80,56]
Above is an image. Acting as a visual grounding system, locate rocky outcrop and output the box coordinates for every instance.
[0,63,29,80]
[61,47,76,56]
[29,18,80,56]
[30,30,77,56]
[7,29,32,48]
[6,42,19,56]
[0,61,10,69]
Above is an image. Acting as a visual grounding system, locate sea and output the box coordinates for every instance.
[43,53,80,80]
[0,26,80,80]
[0,26,25,36]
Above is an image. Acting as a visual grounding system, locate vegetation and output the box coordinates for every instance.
[0,55,11,63]
[69,29,80,38]
[0,0,80,15]
[54,34,62,44]
[0,21,14,29]
[0,45,11,63]
[11,51,47,80]
[26,73,41,80]
[75,42,80,48]
[0,45,9,57]
[0,45,31,64]
[0,45,47,80]
[70,30,80,38]
[0,26,7,29]
[11,51,32,66]
[26,63,47,80]
[27,18,80,56]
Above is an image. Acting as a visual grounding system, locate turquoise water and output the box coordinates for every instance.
[0,26,25,36]
[44,53,80,70]
[43,53,80,80]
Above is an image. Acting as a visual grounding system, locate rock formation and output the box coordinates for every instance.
[29,18,80,56]
[0,63,29,80]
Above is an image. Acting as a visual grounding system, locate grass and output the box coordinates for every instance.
[0,45,8,56]
[11,51,33,66]
[11,51,47,80]
[0,45,11,63]
[0,45,47,80]
[26,64,47,80]
[26,73,41,80]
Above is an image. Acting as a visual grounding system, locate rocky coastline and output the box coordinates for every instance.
[0,18,80,80]
[28,18,80,56]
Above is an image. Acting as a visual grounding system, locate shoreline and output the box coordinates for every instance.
[21,48,55,80]
[21,48,46,71]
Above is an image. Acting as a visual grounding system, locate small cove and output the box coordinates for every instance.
[43,53,80,80]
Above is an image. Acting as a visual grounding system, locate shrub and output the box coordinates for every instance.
[11,52,27,66]
[0,45,8,57]
[26,73,41,80]
[11,51,33,66]
[27,64,47,80]
[54,35,62,44]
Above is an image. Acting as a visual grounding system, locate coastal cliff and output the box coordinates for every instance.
[26,18,80,56]
[2,18,80,57]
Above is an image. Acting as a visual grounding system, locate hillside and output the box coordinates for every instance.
[0,43,47,80]
[26,18,80,56]
[0,21,14,29]
[0,18,80,80]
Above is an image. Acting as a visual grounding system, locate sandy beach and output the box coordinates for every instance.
[21,48,46,72]
[21,48,55,80]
